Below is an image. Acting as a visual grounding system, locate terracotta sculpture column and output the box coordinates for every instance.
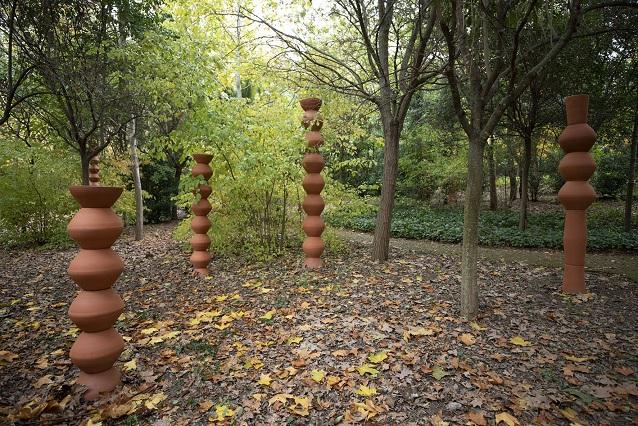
[67,185,125,399]
[89,156,100,186]
[190,153,213,276]
[558,95,597,294]
[300,98,326,268]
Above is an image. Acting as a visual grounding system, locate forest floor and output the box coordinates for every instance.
[1,223,637,425]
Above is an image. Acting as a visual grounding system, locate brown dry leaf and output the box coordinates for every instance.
[199,400,214,412]
[615,366,635,376]
[459,333,476,345]
[495,411,519,425]
[33,375,54,389]
[467,411,487,425]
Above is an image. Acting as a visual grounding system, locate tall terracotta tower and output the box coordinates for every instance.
[67,162,125,399]
[558,95,597,294]
[190,153,213,276]
[300,98,326,268]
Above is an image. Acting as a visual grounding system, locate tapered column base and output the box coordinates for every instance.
[562,264,586,294]
[304,258,322,269]
[77,367,121,400]
[194,268,209,276]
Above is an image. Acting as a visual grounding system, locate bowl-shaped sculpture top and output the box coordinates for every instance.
[69,186,123,208]
[300,98,322,111]
[192,153,214,164]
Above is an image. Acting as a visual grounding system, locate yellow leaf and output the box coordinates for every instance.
[459,333,476,345]
[509,336,532,347]
[310,369,326,383]
[260,310,276,320]
[357,363,379,378]
[289,396,311,416]
[563,355,592,363]
[123,359,137,371]
[367,350,388,364]
[287,336,303,345]
[470,322,487,331]
[257,374,272,386]
[214,322,231,330]
[215,295,229,302]
[495,412,519,425]
[141,327,158,335]
[210,404,235,422]
[144,392,166,410]
[356,385,377,396]
[560,408,579,422]
[326,375,341,387]
[269,393,293,406]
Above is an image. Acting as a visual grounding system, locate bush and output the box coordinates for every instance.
[0,144,77,247]
[326,199,638,251]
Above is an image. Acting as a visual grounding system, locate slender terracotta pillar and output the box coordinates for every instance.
[300,98,326,268]
[89,156,100,186]
[67,185,125,399]
[190,153,213,276]
[558,95,597,294]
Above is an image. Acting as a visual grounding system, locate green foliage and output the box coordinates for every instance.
[327,199,638,251]
[0,140,77,247]
[592,149,629,199]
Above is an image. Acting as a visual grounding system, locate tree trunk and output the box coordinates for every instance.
[461,136,484,319]
[519,134,532,230]
[172,163,183,220]
[371,121,400,261]
[487,141,497,210]
[509,160,517,202]
[625,108,638,232]
[128,118,144,240]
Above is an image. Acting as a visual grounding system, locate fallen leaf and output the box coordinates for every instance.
[123,359,137,371]
[495,412,519,425]
[258,374,272,386]
[367,350,388,364]
[144,393,166,410]
[563,354,592,363]
[260,310,276,320]
[467,411,487,425]
[509,336,532,347]
[432,365,449,381]
[357,363,379,378]
[210,404,235,422]
[459,333,476,345]
[356,385,377,396]
[310,369,326,383]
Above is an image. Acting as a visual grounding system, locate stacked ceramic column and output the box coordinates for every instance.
[89,156,100,186]
[300,98,326,268]
[67,185,125,400]
[558,94,597,294]
[190,153,213,276]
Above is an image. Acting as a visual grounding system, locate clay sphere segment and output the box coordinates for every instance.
[300,98,326,269]
[67,185,126,400]
[89,157,100,187]
[557,94,596,295]
[190,153,214,276]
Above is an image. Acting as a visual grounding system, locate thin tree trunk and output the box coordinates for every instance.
[509,161,517,202]
[235,0,242,99]
[487,140,497,210]
[519,134,532,230]
[625,108,638,232]
[371,122,400,261]
[461,136,484,318]
[172,163,183,220]
[128,118,143,240]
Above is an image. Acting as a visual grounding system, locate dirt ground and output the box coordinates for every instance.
[1,223,637,425]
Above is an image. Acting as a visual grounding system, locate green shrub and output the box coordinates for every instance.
[326,200,638,251]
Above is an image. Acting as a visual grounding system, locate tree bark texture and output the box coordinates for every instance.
[625,107,638,232]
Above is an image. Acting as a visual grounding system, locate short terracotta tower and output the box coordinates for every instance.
[558,95,597,294]
[190,153,213,276]
[67,176,125,399]
[300,98,326,269]
[89,156,100,186]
